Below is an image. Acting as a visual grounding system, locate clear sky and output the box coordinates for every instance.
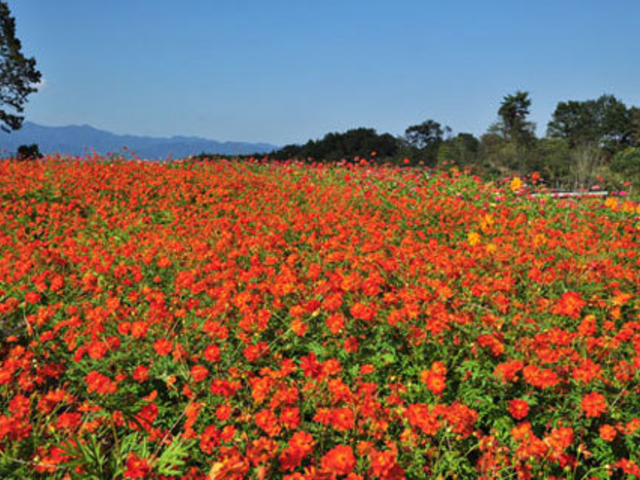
[10,0,640,145]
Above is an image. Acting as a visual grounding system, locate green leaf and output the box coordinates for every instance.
[155,438,194,476]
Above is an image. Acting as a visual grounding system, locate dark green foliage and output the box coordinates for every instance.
[611,147,640,177]
[548,95,632,154]
[497,91,536,147]
[404,119,450,164]
[0,1,41,132]
[630,107,640,147]
[16,143,41,159]
[530,138,571,186]
[548,100,593,146]
[273,127,399,162]
[437,132,479,166]
[596,95,632,153]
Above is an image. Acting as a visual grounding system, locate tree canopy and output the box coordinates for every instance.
[547,94,632,154]
[273,128,398,162]
[404,119,449,163]
[0,0,41,132]
[497,91,536,147]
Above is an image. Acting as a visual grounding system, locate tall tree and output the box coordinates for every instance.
[596,95,632,153]
[404,119,449,162]
[0,1,41,132]
[492,91,536,174]
[547,100,599,147]
[497,91,536,146]
[547,94,631,154]
[437,132,479,166]
[629,106,640,147]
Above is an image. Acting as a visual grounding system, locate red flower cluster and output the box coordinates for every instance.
[420,361,447,395]
[0,158,639,478]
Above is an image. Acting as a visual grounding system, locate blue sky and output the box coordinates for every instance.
[10,0,640,144]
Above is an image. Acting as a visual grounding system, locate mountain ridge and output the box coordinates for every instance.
[0,122,278,159]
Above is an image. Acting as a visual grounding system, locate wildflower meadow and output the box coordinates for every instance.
[1,158,639,479]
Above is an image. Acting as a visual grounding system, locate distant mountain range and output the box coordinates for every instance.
[0,122,278,159]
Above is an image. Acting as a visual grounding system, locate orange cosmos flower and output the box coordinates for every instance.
[85,371,117,395]
[581,392,607,418]
[199,425,220,454]
[510,176,523,192]
[255,409,280,437]
[369,449,405,479]
[508,399,529,420]
[203,344,221,363]
[279,430,315,471]
[406,404,440,435]
[153,338,173,356]
[321,445,356,477]
[124,453,151,478]
[420,361,447,395]
[551,291,586,319]
[190,364,209,383]
[616,458,640,477]
[326,312,345,334]
[599,424,617,442]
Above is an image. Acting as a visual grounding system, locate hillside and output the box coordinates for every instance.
[0,122,278,159]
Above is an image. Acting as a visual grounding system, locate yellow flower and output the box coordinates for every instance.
[510,176,523,192]
[468,231,480,247]
[534,234,547,247]
[605,197,618,210]
[623,201,635,213]
[480,214,494,233]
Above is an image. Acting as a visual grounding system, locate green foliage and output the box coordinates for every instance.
[497,90,536,147]
[154,437,194,476]
[630,106,640,147]
[0,1,41,132]
[530,138,571,185]
[404,119,450,164]
[51,431,192,480]
[611,147,640,191]
[477,132,518,177]
[59,434,110,479]
[548,94,632,155]
[437,132,479,167]
[273,127,399,162]
[611,147,640,174]
[16,143,41,160]
[548,99,601,147]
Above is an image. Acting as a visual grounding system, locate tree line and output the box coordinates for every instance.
[273,91,640,191]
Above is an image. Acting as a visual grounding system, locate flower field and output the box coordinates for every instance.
[1,158,640,479]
